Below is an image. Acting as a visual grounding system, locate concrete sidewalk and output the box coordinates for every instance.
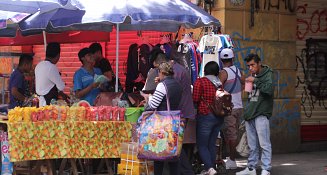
[230,151,327,175]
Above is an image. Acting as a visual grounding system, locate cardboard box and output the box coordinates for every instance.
[117,162,154,175]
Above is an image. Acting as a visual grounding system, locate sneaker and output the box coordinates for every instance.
[225,157,237,169]
[207,168,217,175]
[197,170,208,175]
[236,167,257,175]
[197,168,217,175]
[261,169,270,175]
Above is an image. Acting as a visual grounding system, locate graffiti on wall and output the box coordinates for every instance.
[231,32,264,72]
[296,38,327,117]
[270,99,300,133]
[297,4,327,40]
[230,0,244,6]
[262,0,296,12]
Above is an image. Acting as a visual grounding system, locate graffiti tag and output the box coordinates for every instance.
[231,32,264,73]
[297,4,327,40]
[296,38,327,117]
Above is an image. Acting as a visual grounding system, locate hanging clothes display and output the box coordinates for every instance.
[125,43,152,93]
[198,33,234,77]
[171,33,202,84]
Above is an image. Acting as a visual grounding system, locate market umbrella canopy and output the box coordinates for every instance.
[0,0,71,13]
[0,0,76,37]
[17,0,221,92]
[19,0,221,34]
[0,10,29,37]
[0,11,29,28]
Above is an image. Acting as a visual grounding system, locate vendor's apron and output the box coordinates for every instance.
[39,85,59,106]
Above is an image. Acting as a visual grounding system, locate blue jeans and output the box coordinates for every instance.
[196,113,224,170]
[245,115,272,171]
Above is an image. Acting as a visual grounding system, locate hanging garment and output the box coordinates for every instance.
[125,43,152,93]
[125,43,139,93]
[171,42,192,71]
[198,34,222,77]
[171,41,202,84]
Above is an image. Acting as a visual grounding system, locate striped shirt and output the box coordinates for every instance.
[148,82,166,109]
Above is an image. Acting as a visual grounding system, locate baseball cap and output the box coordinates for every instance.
[220,48,234,59]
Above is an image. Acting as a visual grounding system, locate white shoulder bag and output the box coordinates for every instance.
[236,121,250,157]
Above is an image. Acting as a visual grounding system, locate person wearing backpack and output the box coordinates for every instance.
[218,48,245,170]
[236,54,273,175]
[193,61,224,175]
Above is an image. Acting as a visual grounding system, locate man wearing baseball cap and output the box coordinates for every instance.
[218,48,245,170]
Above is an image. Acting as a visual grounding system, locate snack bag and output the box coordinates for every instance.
[98,106,107,121]
[112,107,119,121]
[89,107,98,121]
[1,131,13,175]
[103,106,112,121]
[119,108,126,121]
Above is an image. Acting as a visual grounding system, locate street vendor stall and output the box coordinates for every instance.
[0,1,221,174]
[1,104,134,175]
[8,121,131,161]
[6,105,132,161]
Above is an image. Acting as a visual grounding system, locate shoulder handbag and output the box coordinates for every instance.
[236,121,250,157]
[137,83,184,161]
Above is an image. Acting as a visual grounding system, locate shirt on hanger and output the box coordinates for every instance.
[198,34,222,77]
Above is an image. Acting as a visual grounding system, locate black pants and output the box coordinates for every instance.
[180,146,195,175]
[154,160,180,175]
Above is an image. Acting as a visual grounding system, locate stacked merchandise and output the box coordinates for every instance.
[117,142,154,175]
[8,105,126,122]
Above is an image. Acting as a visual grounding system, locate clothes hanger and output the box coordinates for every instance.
[209,26,214,36]
[180,33,193,43]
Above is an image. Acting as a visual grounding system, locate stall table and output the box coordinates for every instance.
[1,120,132,174]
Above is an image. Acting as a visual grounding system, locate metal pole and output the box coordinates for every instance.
[115,24,119,92]
[42,31,47,52]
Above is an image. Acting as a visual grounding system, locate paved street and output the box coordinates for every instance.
[228,151,327,175]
